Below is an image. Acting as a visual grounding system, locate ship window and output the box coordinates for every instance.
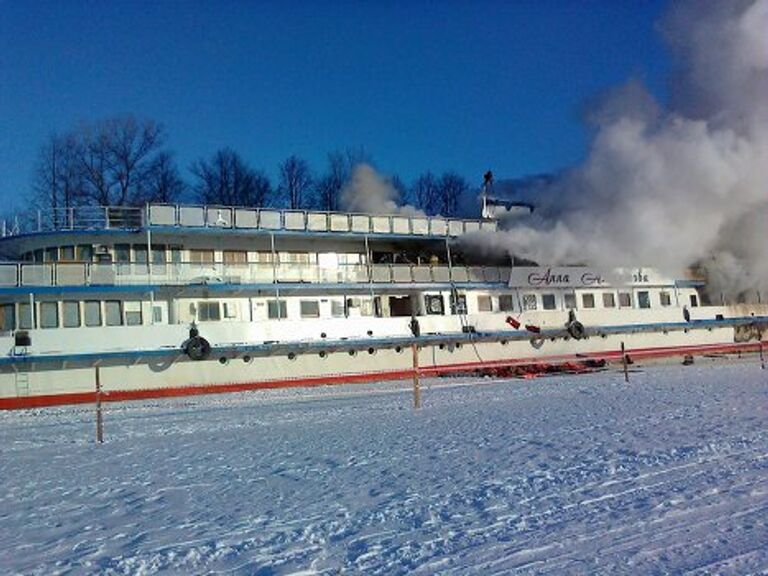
[224,250,248,264]
[425,294,444,315]
[582,293,595,309]
[222,302,238,319]
[477,295,493,312]
[638,291,651,309]
[267,300,287,319]
[134,245,148,264]
[18,303,35,329]
[125,301,143,325]
[542,294,556,310]
[0,303,16,331]
[105,301,123,326]
[115,244,130,263]
[253,251,274,264]
[451,294,467,315]
[690,294,699,307]
[77,245,94,262]
[603,293,616,308]
[564,293,577,309]
[62,301,80,327]
[60,245,75,261]
[198,301,221,321]
[152,306,163,323]
[300,300,320,318]
[170,246,183,264]
[190,249,215,264]
[618,292,633,308]
[84,301,102,326]
[40,302,59,329]
[498,294,515,312]
[331,299,345,318]
[522,294,537,310]
[33,249,44,263]
[45,247,59,262]
[660,291,672,306]
[152,245,166,265]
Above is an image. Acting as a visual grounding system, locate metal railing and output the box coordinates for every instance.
[2,204,497,238]
[0,262,511,288]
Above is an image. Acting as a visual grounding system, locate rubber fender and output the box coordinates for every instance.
[185,336,211,361]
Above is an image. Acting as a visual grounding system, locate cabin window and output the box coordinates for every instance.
[77,245,93,262]
[33,249,44,263]
[564,293,577,309]
[300,300,320,318]
[198,301,221,321]
[84,301,102,326]
[152,306,163,324]
[690,294,699,307]
[618,292,633,308]
[18,303,35,329]
[115,244,130,263]
[125,301,143,325]
[522,294,537,311]
[425,295,444,315]
[267,300,287,319]
[660,291,672,306]
[477,295,493,312]
[170,246,183,264]
[498,294,515,312]
[0,303,16,331]
[331,299,345,318]
[134,246,148,264]
[582,293,595,309]
[152,245,166,265]
[451,294,467,315]
[541,294,556,310]
[603,293,616,308]
[222,302,238,319]
[253,251,274,264]
[190,249,215,264]
[60,245,75,261]
[638,291,651,309]
[105,301,123,326]
[40,302,59,329]
[45,247,59,262]
[224,250,248,264]
[62,302,80,328]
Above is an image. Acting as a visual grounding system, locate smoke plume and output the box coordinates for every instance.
[340,164,425,217]
[470,0,768,300]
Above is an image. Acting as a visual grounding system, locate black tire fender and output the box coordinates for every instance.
[185,336,211,361]
[567,321,586,340]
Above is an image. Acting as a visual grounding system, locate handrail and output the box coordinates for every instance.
[2,203,497,238]
[0,261,509,288]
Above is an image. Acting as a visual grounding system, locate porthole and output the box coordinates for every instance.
[455,343,462,350]
[368,347,376,355]
[395,346,403,354]
[439,343,445,350]
[288,352,297,361]
[550,337,556,342]
[242,355,252,363]
[500,340,508,346]
[348,349,357,356]
[218,357,228,365]
[319,351,327,359]
[367,330,373,336]
[321,332,327,338]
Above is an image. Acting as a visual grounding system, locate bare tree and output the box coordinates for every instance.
[192,148,272,207]
[410,172,440,214]
[437,172,468,217]
[314,148,373,211]
[76,115,166,206]
[32,133,85,224]
[278,155,312,209]
[138,151,186,204]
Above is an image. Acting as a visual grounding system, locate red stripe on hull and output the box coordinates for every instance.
[1,340,765,410]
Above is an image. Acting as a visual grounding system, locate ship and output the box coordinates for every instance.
[0,201,766,409]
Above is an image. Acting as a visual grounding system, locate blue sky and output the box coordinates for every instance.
[0,0,669,209]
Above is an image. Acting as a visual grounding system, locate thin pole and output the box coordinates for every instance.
[412,343,421,409]
[621,341,629,382]
[365,235,375,303]
[270,233,280,316]
[760,340,765,370]
[95,366,104,444]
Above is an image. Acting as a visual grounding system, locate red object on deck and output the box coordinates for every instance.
[505,316,521,329]
[525,324,541,333]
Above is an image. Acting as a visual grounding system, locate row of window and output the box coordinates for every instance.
[0,301,149,331]
[519,290,688,311]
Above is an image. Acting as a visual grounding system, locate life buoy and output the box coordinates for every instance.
[530,336,545,349]
[567,321,586,340]
[505,316,521,329]
[185,336,211,361]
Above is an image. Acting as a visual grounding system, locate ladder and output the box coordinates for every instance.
[15,367,30,397]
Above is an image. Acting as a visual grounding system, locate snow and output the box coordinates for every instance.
[1,362,767,575]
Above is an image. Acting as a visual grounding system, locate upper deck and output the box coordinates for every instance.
[2,204,498,240]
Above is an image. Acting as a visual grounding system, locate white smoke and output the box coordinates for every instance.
[340,163,425,217]
[470,0,768,300]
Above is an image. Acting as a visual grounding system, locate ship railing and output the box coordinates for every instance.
[0,262,511,288]
[2,204,497,237]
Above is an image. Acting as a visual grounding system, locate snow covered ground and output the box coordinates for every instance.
[1,361,767,575]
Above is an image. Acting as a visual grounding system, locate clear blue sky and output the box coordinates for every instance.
[0,0,669,209]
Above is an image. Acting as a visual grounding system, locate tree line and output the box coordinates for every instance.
[32,114,474,216]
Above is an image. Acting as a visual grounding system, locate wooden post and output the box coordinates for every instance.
[621,341,629,383]
[760,341,765,370]
[95,366,104,444]
[412,343,421,409]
